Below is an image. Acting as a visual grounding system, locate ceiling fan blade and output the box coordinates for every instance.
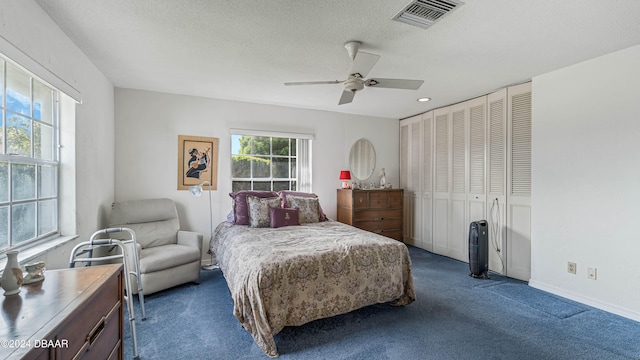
[349,52,380,78]
[364,78,424,90]
[338,90,356,105]
[284,80,342,86]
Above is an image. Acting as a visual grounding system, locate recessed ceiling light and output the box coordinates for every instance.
[417,97,431,102]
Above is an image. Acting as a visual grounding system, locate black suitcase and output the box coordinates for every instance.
[469,220,489,279]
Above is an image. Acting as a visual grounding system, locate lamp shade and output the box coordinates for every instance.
[339,170,351,180]
[189,184,204,197]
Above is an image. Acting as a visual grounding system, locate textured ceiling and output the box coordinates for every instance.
[35,0,640,119]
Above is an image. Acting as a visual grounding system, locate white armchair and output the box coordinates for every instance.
[108,198,202,295]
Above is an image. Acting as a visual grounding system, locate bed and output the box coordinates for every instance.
[211,219,416,357]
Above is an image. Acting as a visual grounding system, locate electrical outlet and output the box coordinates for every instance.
[587,267,597,280]
[567,262,576,274]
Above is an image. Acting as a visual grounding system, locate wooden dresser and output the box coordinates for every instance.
[337,189,404,241]
[1,264,123,360]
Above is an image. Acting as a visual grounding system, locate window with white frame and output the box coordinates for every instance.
[0,55,59,251]
[231,130,312,193]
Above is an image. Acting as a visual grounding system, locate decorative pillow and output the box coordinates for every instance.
[246,195,281,228]
[278,191,328,221]
[229,190,278,225]
[286,195,320,224]
[226,210,234,223]
[270,207,300,228]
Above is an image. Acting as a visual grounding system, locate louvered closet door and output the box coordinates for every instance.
[450,102,468,262]
[487,89,507,274]
[409,118,423,247]
[432,107,451,256]
[506,82,532,281]
[400,118,411,244]
[421,111,434,252]
[399,115,422,247]
[467,96,487,251]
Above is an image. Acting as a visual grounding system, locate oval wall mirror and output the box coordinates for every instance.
[349,138,376,181]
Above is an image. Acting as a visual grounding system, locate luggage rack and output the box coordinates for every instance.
[69,227,146,360]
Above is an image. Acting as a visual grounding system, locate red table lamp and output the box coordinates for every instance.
[339,170,351,189]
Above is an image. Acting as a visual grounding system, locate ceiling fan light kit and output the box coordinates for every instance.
[285,41,424,105]
[344,77,364,92]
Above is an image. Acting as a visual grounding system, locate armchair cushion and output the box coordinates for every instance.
[139,244,201,273]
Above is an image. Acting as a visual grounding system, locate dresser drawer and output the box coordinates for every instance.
[355,218,402,232]
[374,229,403,241]
[337,189,404,241]
[72,302,121,360]
[56,272,120,359]
[388,191,403,207]
[368,191,388,208]
[353,192,369,209]
[353,209,402,221]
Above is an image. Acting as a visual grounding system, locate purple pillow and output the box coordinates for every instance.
[229,190,278,225]
[270,207,300,228]
[277,191,328,221]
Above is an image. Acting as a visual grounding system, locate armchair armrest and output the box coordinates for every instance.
[177,230,203,251]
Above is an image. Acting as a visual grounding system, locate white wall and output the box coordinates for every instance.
[1,0,115,268]
[114,88,399,258]
[530,44,640,321]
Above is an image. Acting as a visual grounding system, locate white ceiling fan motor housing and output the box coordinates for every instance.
[344,77,364,92]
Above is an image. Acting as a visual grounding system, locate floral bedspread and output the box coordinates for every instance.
[211,220,416,357]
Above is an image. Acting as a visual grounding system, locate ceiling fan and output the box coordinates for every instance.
[284,41,424,105]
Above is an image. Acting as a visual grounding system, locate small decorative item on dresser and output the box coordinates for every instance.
[1,250,23,296]
[379,168,386,188]
[23,261,46,285]
[339,170,351,189]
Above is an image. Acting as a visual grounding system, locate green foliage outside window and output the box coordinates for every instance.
[231,135,297,192]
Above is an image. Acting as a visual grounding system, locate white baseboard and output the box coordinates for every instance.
[528,280,640,323]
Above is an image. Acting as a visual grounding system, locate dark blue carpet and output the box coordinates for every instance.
[477,282,591,319]
[123,246,640,359]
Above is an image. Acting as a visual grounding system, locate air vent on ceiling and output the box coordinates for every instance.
[392,0,464,29]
